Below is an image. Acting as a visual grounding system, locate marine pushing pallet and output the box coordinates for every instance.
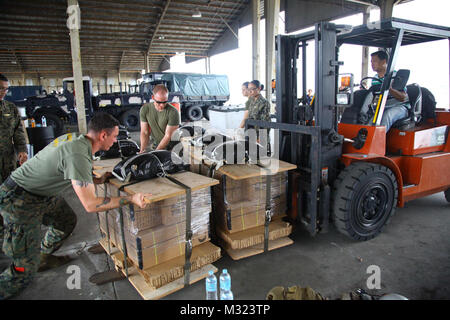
[182,137,297,260]
[92,158,221,299]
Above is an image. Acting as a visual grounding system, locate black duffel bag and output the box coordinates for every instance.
[111,150,189,182]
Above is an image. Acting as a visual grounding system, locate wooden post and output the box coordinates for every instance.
[67,0,87,134]
[252,0,261,81]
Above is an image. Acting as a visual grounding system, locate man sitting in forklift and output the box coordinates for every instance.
[370,50,410,132]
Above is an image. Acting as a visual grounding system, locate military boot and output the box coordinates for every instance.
[38,253,72,272]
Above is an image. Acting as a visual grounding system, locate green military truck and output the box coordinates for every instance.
[17,72,230,135]
[140,72,230,122]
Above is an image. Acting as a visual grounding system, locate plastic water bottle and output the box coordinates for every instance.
[205,270,217,300]
[219,269,234,300]
[41,116,47,127]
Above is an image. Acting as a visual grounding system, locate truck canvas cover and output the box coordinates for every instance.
[149,72,230,99]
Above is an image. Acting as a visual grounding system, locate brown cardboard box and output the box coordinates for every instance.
[100,182,211,232]
[99,210,211,269]
[214,195,287,233]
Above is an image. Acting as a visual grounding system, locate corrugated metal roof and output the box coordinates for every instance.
[0,0,250,78]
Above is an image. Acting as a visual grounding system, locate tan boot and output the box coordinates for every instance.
[38,253,72,272]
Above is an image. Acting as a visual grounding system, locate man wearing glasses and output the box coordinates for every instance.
[139,84,180,152]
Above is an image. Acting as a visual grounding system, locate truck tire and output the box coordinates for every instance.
[445,188,450,203]
[331,162,398,241]
[186,105,203,121]
[120,108,141,132]
[202,105,210,120]
[37,112,65,137]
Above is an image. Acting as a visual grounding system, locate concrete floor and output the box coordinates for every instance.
[2,180,447,300]
[2,128,449,300]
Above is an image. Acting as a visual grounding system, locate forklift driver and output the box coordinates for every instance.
[370,50,410,132]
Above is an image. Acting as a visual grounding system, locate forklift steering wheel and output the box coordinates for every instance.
[360,77,380,90]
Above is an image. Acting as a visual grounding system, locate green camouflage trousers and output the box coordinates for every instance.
[0,157,17,248]
[0,183,77,299]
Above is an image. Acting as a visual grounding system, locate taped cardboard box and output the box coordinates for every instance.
[99,183,211,232]
[214,194,287,233]
[160,189,212,226]
[99,211,210,270]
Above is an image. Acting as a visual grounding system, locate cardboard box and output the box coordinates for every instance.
[99,210,211,269]
[214,194,287,233]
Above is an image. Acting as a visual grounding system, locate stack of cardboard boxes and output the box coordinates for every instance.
[96,181,221,288]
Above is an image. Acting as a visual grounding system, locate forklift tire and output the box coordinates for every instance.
[331,162,398,241]
[445,188,450,203]
[120,108,141,132]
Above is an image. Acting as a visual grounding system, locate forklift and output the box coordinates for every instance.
[247,18,450,241]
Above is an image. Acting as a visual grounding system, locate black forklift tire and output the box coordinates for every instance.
[37,112,65,137]
[331,162,398,241]
[186,105,203,121]
[445,188,450,203]
[120,108,141,132]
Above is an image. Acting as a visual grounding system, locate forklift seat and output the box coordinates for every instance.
[391,83,422,130]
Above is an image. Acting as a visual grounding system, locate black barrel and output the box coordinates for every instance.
[26,126,55,155]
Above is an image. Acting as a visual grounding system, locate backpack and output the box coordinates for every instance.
[111,150,189,182]
[406,84,437,123]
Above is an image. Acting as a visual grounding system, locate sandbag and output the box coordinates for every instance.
[111,150,189,182]
[266,286,325,300]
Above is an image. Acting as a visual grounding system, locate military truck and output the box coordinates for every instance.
[141,72,230,122]
[17,72,230,135]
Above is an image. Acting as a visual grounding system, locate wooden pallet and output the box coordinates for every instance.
[221,237,293,261]
[99,238,219,300]
[216,217,294,260]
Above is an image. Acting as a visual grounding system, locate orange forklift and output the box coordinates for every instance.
[246,18,450,241]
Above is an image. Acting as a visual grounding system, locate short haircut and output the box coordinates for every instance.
[152,84,169,96]
[0,73,8,82]
[250,80,264,91]
[242,81,249,88]
[371,50,389,62]
[88,112,119,134]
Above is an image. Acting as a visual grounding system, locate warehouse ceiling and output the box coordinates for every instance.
[0,0,412,80]
[0,0,250,78]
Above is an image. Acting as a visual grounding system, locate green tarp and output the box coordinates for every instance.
[159,73,229,97]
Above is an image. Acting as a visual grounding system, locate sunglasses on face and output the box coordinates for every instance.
[154,100,168,104]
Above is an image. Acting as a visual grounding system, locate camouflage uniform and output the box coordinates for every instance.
[0,183,76,299]
[0,100,27,182]
[245,95,271,145]
[245,94,271,123]
[0,100,28,259]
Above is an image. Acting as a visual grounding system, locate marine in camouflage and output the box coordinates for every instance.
[0,100,27,183]
[0,183,76,299]
[0,97,29,265]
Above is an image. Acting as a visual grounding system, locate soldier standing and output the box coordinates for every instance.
[0,74,28,251]
[239,80,271,129]
[0,74,28,183]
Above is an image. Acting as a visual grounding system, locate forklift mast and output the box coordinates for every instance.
[274,22,344,235]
